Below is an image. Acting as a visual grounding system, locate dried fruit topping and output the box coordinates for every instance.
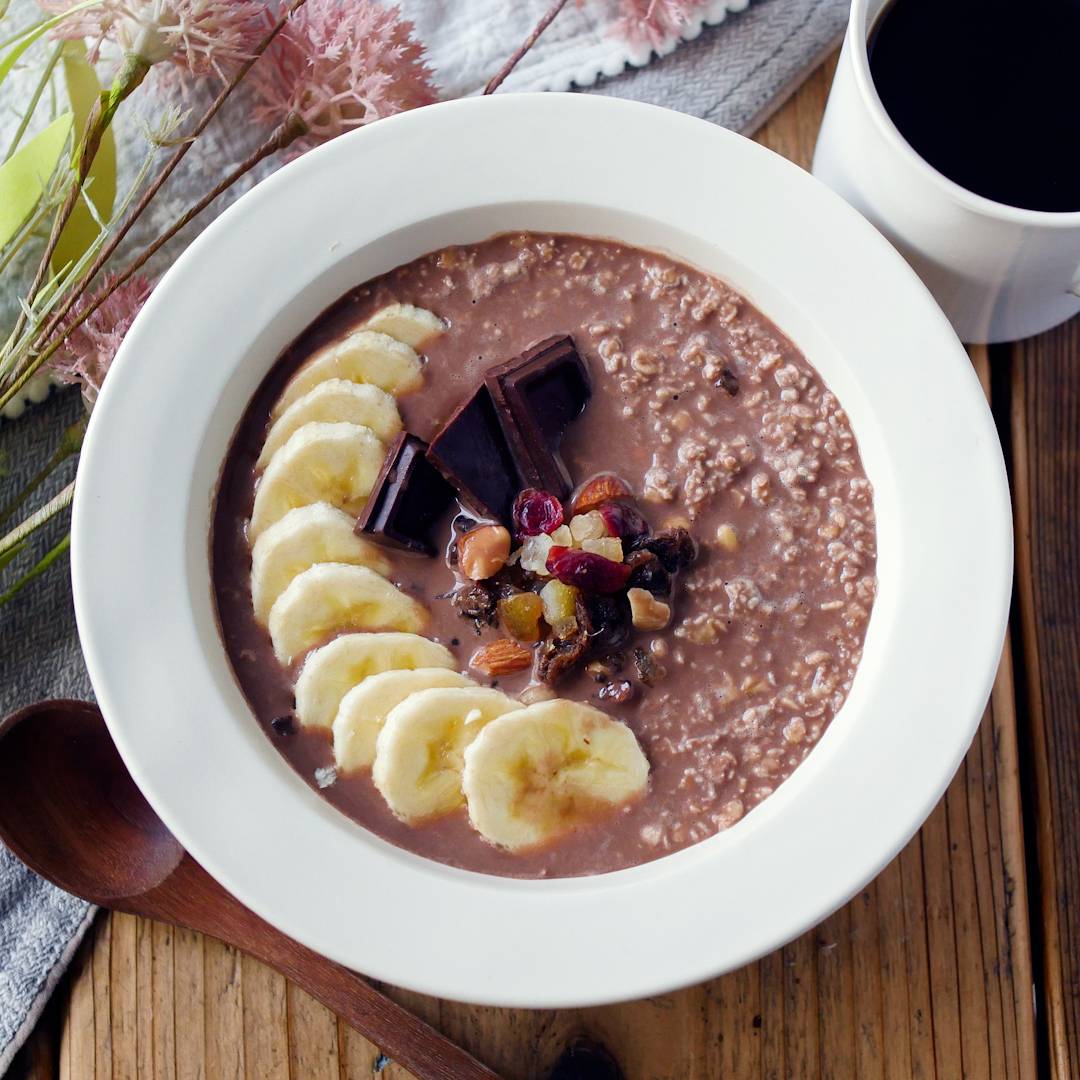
[569,511,608,542]
[585,593,632,653]
[537,594,591,685]
[546,546,632,593]
[452,582,497,625]
[637,527,698,572]
[598,679,636,705]
[580,536,624,562]
[458,524,511,581]
[627,587,672,631]
[271,715,295,736]
[513,488,564,536]
[597,501,649,543]
[573,473,633,514]
[633,646,662,686]
[540,579,579,626]
[497,591,544,642]
[715,367,740,396]
[625,549,672,595]
[471,638,533,676]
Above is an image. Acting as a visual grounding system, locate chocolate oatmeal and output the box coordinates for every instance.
[212,232,877,878]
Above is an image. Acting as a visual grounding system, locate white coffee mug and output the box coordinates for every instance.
[812,0,1080,344]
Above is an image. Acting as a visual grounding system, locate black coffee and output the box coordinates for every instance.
[868,0,1080,212]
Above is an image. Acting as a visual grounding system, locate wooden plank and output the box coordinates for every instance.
[1011,317,1080,1080]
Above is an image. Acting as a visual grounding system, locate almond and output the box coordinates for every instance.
[458,525,511,581]
[470,638,533,677]
[572,473,633,514]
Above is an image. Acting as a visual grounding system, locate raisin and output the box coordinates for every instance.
[451,582,497,624]
[537,594,592,685]
[625,549,672,594]
[634,646,660,686]
[640,527,698,573]
[715,368,740,396]
[596,501,649,542]
[585,593,632,653]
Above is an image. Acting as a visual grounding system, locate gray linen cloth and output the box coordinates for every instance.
[0,0,848,1071]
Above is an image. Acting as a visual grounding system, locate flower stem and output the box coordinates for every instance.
[483,0,571,95]
[0,532,70,607]
[33,0,310,359]
[0,416,85,529]
[12,52,151,346]
[0,115,308,414]
[4,40,64,162]
[0,479,74,559]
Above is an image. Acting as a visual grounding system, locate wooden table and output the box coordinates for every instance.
[10,54,1079,1080]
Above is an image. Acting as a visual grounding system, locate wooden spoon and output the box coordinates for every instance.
[0,699,500,1080]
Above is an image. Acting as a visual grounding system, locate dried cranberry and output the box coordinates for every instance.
[546,546,632,593]
[513,488,564,536]
[597,501,649,542]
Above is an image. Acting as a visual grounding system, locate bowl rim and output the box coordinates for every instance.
[72,92,1012,1008]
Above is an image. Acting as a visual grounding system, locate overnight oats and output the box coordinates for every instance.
[211,232,878,878]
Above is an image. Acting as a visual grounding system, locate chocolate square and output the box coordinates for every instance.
[425,385,522,522]
[485,335,591,500]
[356,432,455,556]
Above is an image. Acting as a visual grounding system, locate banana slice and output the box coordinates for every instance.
[268,563,427,664]
[295,632,456,730]
[361,303,446,350]
[333,668,473,774]
[250,503,392,625]
[272,330,422,419]
[248,421,384,541]
[257,380,401,469]
[373,687,522,823]
[462,699,650,852]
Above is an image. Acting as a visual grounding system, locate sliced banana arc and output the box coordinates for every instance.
[462,699,650,852]
[268,563,427,665]
[249,421,385,542]
[258,380,402,469]
[272,330,422,420]
[374,687,522,824]
[250,503,392,625]
[295,632,456,730]
[361,303,446,350]
[333,667,473,774]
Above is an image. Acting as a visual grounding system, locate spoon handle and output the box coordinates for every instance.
[142,858,501,1080]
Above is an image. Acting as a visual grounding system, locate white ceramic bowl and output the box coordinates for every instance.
[72,94,1011,1008]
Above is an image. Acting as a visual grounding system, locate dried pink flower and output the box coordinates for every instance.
[43,0,267,77]
[251,0,438,154]
[612,0,706,48]
[48,276,153,408]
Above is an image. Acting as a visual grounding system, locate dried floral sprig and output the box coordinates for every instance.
[613,0,706,48]
[251,0,438,154]
[42,0,268,78]
[0,1,310,415]
[47,274,153,407]
[484,0,571,95]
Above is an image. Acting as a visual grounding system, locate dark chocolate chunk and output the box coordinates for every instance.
[485,335,591,498]
[426,385,521,521]
[715,367,740,396]
[356,432,455,556]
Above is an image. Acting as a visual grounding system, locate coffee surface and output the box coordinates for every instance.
[869,0,1080,213]
[212,233,878,877]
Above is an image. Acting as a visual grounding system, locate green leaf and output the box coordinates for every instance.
[0,112,73,250]
[53,40,116,273]
[0,532,70,607]
[0,540,25,574]
[0,0,102,85]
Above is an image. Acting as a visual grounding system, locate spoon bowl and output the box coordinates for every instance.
[0,699,183,902]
